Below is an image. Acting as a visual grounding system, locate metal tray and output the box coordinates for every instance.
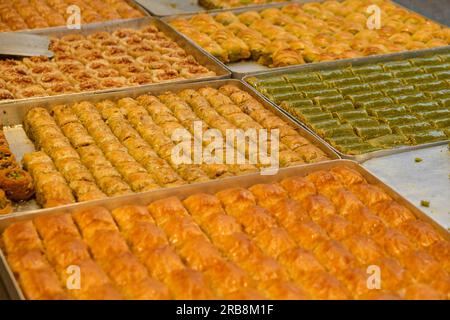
[3,0,150,34]
[133,0,291,17]
[363,144,450,230]
[161,1,450,79]
[242,45,450,163]
[0,78,339,214]
[0,16,231,105]
[393,0,450,27]
[0,159,448,300]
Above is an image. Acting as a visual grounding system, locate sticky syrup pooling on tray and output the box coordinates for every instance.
[2,165,449,300]
[247,52,450,155]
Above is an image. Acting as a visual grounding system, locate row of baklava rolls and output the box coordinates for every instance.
[170,0,450,66]
[3,165,449,299]
[0,129,34,213]
[0,24,215,100]
[0,0,143,32]
[21,85,329,208]
[198,0,285,10]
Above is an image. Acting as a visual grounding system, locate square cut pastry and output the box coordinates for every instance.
[248,183,288,207]
[165,269,216,300]
[399,220,443,248]
[279,176,317,201]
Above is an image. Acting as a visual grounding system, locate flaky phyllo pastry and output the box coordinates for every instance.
[21,85,329,209]
[0,24,215,101]
[0,0,143,31]
[170,0,450,67]
[3,166,449,299]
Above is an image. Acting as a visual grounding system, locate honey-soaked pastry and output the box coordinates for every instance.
[148,196,189,225]
[0,188,12,214]
[60,259,122,300]
[7,250,50,274]
[44,236,91,271]
[203,213,243,238]
[33,213,79,241]
[230,205,277,236]
[279,176,316,202]
[166,268,216,299]
[428,240,450,273]
[314,239,358,274]
[342,235,384,266]
[177,237,223,271]
[0,24,214,101]
[157,215,206,248]
[370,200,416,227]
[173,0,450,68]
[349,183,392,206]
[399,219,443,248]
[140,245,185,280]
[254,227,296,258]
[213,232,261,265]
[278,247,325,281]
[399,250,442,282]
[300,194,336,220]
[203,260,253,296]
[336,268,372,298]
[316,213,356,241]
[18,268,70,300]
[261,279,310,300]
[248,183,288,208]
[87,229,130,261]
[372,228,416,259]
[101,252,170,300]
[22,151,75,208]
[267,198,310,227]
[329,188,366,217]
[306,170,344,197]
[183,193,225,223]
[2,221,43,254]
[285,220,329,251]
[300,271,350,300]
[0,165,34,202]
[111,205,155,231]
[345,207,385,236]
[126,222,168,255]
[215,187,257,212]
[404,283,446,300]
[3,164,449,300]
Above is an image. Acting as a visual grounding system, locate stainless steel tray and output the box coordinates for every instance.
[364,144,450,230]
[0,78,339,214]
[242,45,450,163]
[0,16,231,105]
[162,1,450,78]
[4,0,150,34]
[393,0,450,27]
[134,0,291,17]
[0,159,448,300]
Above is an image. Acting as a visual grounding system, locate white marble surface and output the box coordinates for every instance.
[364,144,450,230]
